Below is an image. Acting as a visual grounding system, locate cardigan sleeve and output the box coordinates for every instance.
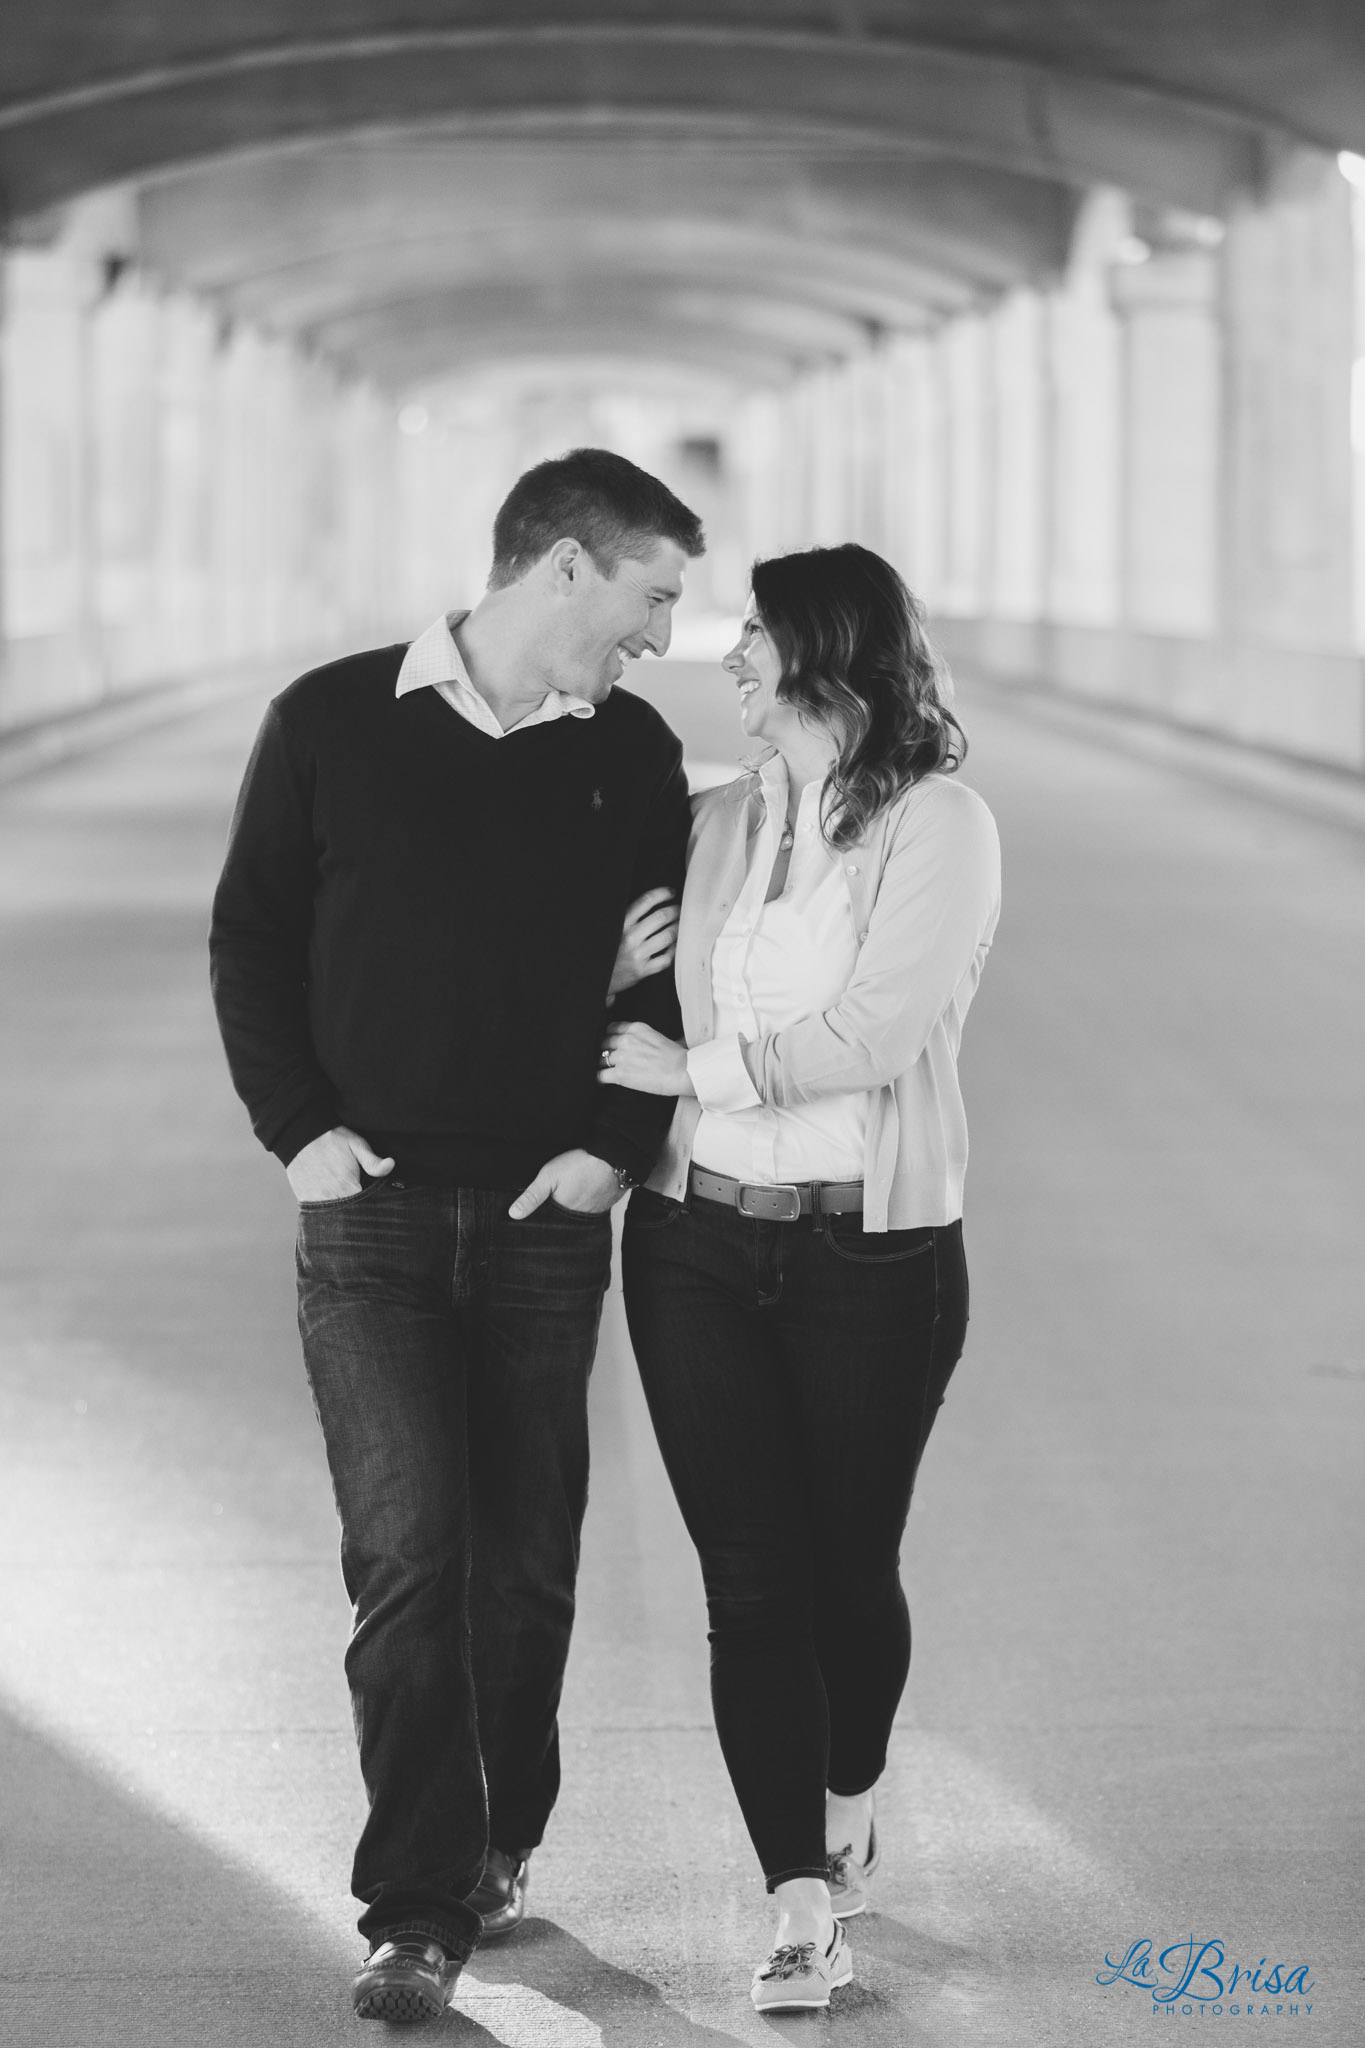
[687,1034,761,1112]
[740,781,1001,1108]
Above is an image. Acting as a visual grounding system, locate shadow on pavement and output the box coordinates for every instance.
[0,1703,363,2047]
[469,1915,749,2042]
[853,1909,979,1978]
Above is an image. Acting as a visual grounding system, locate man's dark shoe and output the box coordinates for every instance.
[352,1938,462,2022]
[468,1847,530,1938]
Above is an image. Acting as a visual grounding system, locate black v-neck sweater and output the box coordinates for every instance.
[209,644,690,1188]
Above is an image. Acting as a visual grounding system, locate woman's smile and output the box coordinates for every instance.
[724,614,782,725]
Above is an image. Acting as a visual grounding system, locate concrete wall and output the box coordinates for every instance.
[0,226,463,732]
[736,154,1365,774]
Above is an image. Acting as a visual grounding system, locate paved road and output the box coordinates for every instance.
[0,660,1359,2046]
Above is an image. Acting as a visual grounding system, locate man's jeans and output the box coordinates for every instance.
[296,1178,613,1957]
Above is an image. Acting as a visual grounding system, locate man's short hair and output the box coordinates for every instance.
[488,447,706,588]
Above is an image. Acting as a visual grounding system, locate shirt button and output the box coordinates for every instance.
[858,930,868,942]
[845,863,859,875]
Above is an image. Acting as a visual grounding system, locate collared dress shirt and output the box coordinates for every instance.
[395,610,596,734]
[689,755,868,1183]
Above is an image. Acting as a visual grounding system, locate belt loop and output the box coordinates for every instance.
[809,1180,822,1232]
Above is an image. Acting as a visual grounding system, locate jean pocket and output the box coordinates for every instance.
[821,1216,935,1264]
[543,1196,613,1224]
[624,1187,683,1229]
[298,1177,394,1213]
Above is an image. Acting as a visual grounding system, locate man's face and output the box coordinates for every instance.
[560,539,689,701]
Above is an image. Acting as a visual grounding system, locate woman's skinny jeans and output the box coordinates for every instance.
[622,1186,968,1890]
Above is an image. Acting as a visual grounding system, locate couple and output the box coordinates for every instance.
[209,447,1001,2021]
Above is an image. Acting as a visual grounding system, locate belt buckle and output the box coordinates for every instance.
[736,1181,803,1223]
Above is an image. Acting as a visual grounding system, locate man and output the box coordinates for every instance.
[209,448,703,2022]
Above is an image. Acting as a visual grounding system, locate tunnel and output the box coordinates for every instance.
[0,8,1361,2045]
[4,5,1365,757]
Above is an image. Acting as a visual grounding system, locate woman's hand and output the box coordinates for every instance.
[608,887,679,998]
[598,1020,695,1096]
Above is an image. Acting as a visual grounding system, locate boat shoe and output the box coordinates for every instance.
[467,1846,530,1939]
[352,1937,463,2022]
[750,1922,853,2012]
[827,1816,881,1918]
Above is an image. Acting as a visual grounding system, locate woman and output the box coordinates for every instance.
[598,543,1001,2013]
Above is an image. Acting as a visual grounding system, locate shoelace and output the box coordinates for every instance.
[760,1940,818,1982]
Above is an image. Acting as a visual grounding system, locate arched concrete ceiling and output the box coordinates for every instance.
[10,4,1365,217]
[5,5,1364,390]
[132,137,1076,384]
[319,274,884,386]
[139,141,1075,305]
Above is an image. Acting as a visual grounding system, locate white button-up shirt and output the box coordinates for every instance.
[688,755,869,1183]
[395,611,596,735]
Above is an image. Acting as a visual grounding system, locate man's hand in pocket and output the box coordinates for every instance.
[287,1127,394,1203]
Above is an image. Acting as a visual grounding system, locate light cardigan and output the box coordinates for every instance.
[646,758,1002,1230]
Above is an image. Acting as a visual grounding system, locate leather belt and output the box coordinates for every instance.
[689,1166,864,1223]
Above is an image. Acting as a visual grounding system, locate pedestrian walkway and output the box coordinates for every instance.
[0,664,1359,2044]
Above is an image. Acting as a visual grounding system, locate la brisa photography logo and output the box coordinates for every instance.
[1098,1938,1316,2019]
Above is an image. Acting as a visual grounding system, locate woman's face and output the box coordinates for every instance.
[722,609,791,744]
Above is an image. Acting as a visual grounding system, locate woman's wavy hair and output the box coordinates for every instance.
[749,543,965,850]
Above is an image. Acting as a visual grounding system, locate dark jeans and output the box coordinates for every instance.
[621,1186,968,1890]
[296,1178,613,1957]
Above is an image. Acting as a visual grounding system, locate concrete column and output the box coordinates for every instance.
[394,426,454,623]
[780,378,819,553]
[732,388,783,570]
[806,366,854,546]
[257,335,324,659]
[260,340,308,652]
[1221,147,1359,756]
[1110,249,1221,638]
[1349,162,1365,652]
[988,289,1047,623]
[1045,192,1125,629]
[883,334,944,608]
[940,312,991,616]
[335,380,398,645]
[90,279,165,686]
[0,246,102,723]
[846,349,889,552]
[286,353,345,650]
[1223,150,1355,651]
[209,326,260,661]
[155,296,217,674]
